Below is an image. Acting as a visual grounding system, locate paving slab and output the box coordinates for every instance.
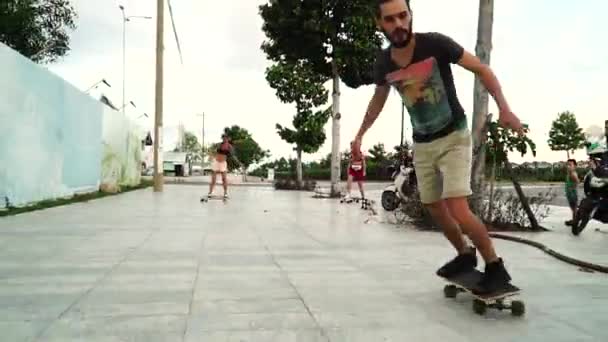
[0,185,606,342]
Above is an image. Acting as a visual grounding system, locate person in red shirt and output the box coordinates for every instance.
[344,141,367,201]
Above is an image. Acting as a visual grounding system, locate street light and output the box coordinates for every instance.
[153,0,165,192]
[119,100,136,111]
[85,78,112,93]
[119,5,152,119]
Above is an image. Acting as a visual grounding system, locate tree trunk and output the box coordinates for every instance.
[242,166,247,182]
[470,0,494,213]
[486,158,496,223]
[470,114,493,214]
[504,161,540,230]
[296,148,303,187]
[330,60,341,198]
[566,150,570,159]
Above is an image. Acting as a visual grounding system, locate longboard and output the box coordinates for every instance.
[440,269,525,316]
[340,197,363,203]
[200,195,228,203]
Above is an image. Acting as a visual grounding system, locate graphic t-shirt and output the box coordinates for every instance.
[373,32,467,143]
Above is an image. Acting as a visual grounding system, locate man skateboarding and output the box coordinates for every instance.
[351,0,524,294]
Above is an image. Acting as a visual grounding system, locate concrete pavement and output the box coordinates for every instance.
[0,185,606,341]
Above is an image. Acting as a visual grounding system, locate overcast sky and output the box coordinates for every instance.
[47,0,607,164]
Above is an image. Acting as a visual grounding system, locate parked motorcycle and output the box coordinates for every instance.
[572,135,608,235]
[381,154,417,211]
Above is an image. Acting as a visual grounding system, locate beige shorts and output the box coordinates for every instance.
[412,128,473,204]
[212,160,227,173]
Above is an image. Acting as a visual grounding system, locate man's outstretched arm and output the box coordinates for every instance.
[456,51,522,133]
[356,85,390,140]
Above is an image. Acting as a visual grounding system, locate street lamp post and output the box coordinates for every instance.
[118,5,151,119]
[153,0,165,192]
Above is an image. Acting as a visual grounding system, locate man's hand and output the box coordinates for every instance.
[351,137,363,160]
[498,110,524,135]
[458,52,525,136]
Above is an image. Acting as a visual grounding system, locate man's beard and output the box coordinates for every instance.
[384,21,413,48]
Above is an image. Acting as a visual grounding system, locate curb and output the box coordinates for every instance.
[489,233,608,274]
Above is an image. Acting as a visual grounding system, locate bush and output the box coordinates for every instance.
[394,184,554,232]
[274,178,317,191]
[479,186,555,231]
[491,166,587,183]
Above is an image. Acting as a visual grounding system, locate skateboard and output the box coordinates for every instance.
[200,195,228,203]
[440,270,525,317]
[340,196,363,204]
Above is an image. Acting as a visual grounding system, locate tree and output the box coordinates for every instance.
[266,60,331,185]
[260,0,383,197]
[368,143,389,163]
[485,118,536,222]
[547,111,586,158]
[470,0,494,208]
[0,0,77,63]
[173,131,202,161]
[210,126,270,180]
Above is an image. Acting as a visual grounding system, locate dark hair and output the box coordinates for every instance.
[567,159,577,166]
[376,0,411,18]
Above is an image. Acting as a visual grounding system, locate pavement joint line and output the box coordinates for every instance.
[32,228,160,342]
[181,232,209,342]
[251,224,331,342]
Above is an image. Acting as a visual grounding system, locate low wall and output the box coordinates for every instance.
[0,43,103,207]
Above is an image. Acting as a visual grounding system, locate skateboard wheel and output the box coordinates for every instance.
[511,300,525,317]
[443,285,458,298]
[473,299,487,315]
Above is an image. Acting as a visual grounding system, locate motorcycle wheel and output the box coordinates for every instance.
[381,190,400,211]
[572,198,594,236]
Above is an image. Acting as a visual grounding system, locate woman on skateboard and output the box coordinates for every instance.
[207,134,233,200]
[344,141,366,201]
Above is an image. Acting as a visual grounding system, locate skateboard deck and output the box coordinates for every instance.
[340,197,363,203]
[200,195,228,203]
[440,269,525,316]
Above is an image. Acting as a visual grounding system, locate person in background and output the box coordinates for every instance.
[565,159,580,226]
[344,141,367,201]
[207,134,233,200]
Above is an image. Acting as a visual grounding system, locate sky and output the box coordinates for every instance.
[46,0,608,165]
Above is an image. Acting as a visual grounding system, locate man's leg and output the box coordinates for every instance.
[439,129,511,292]
[425,200,469,254]
[444,197,498,263]
[414,138,476,278]
[221,171,228,197]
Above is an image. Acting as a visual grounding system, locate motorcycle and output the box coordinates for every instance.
[381,154,417,211]
[572,136,608,235]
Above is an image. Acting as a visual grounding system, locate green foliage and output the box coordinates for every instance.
[210,126,270,172]
[486,120,536,167]
[0,0,77,63]
[175,132,202,161]
[368,143,389,163]
[267,60,331,156]
[266,60,328,112]
[547,111,586,157]
[259,0,383,87]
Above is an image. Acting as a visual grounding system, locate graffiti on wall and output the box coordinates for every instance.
[100,106,143,190]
